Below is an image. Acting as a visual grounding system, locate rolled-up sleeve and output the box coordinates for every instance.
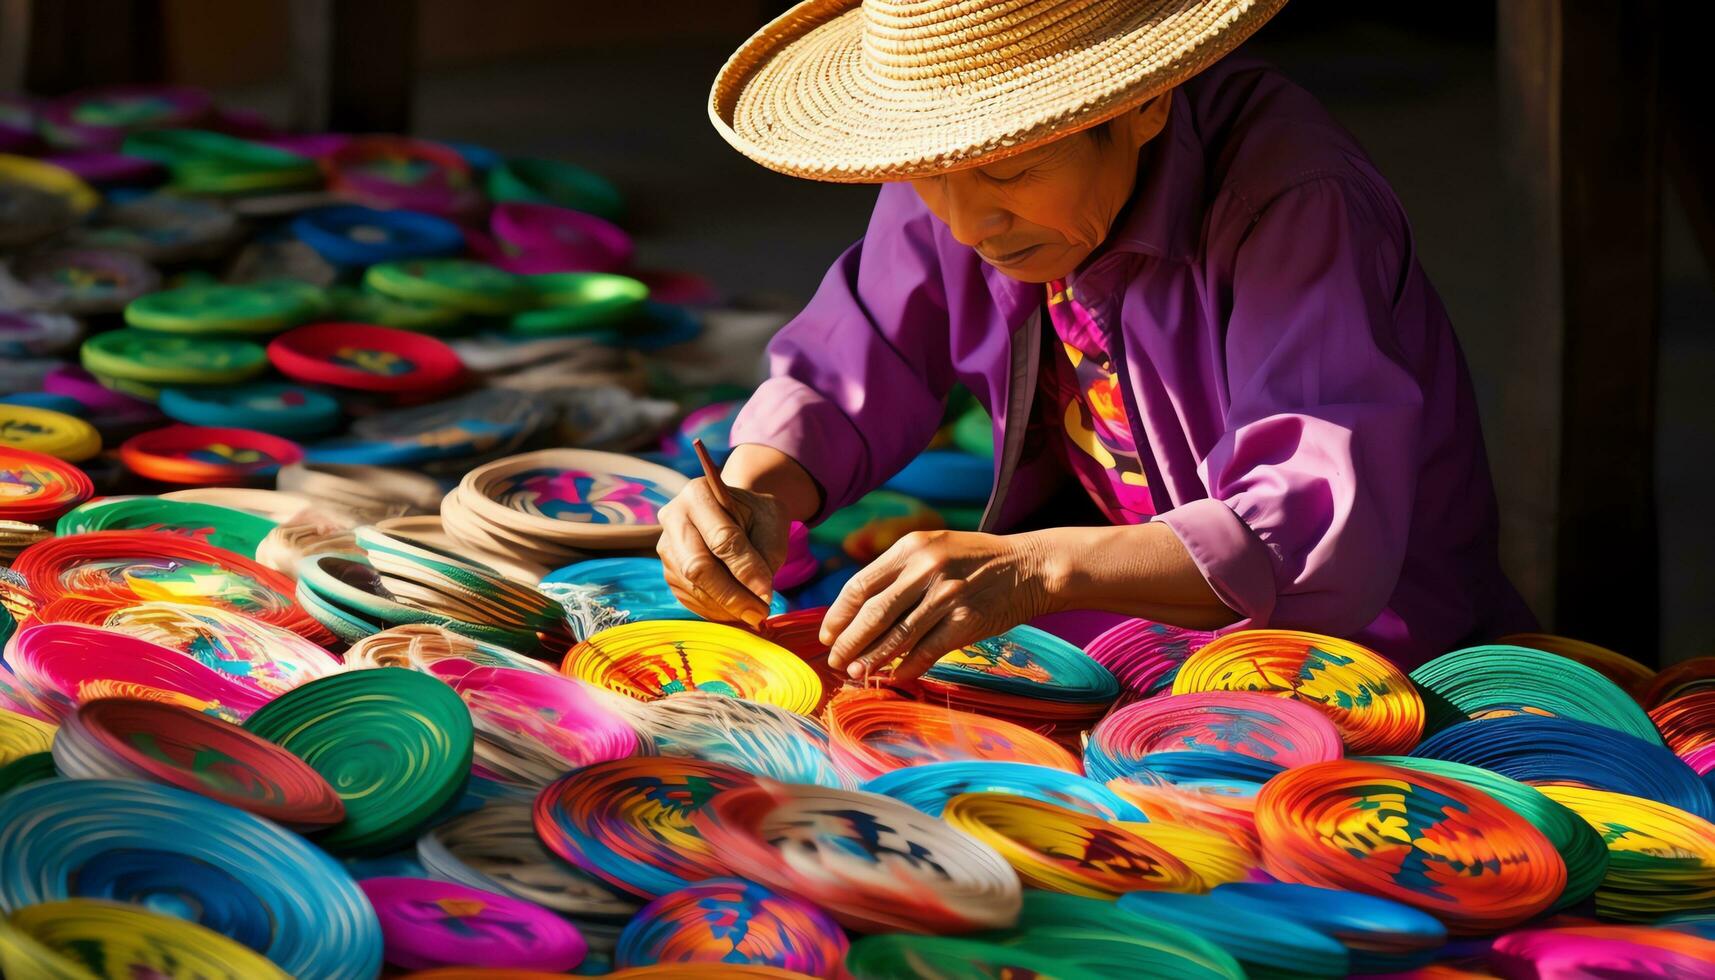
[730,184,955,521]
[1156,177,1424,634]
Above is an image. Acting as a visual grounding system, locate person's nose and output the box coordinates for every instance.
[941,175,1010,248]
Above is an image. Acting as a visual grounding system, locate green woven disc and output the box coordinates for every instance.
[364,259,531,315]
[977,893,1246,980]
[508,272,649,336]
[846,935,1106,980]
[329,286,464,333]
[57,497,277,558]
[0,752,56,795]
[81,329,267,385]
[1410,644,1662,744]
[124,279,327,336]
[241,667,473,855]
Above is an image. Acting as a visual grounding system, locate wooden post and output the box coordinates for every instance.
[1496,0,1663,658]
[290,0,418,134]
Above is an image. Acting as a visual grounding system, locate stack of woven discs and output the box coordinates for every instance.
[441,449,688,568]
[914,624,1120,747]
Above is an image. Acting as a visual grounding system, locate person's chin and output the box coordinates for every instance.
[981,243,1075,282]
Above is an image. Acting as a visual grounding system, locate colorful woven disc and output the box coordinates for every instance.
[123,279,326,335]
[0,403,101,462]
[359,876,587,972]
[533,756,759,898]
[1537,783,1715,921]
[366,258,531,315]
[417,800,640,921]
[56,496,277,557]
[941,792,1202,898]
[242,667,474,854]
[1409,643,1661,743]
[159,382,342,438]
[1172,629,1425,754]
[120,424,304,485]
[0,778,382,979]
[614,878,848,973]
[1368,754,1609,913]
[7,621,272,722]
[823,688,1080,780]
[0,899,291,980]
[1255,759,1567,933]
[1409,715,1715,820]
[562,620,822,715]
[1083,689,1344,782]
[51,698,345,829]
[979,891,1246,980]
[12,530,324,641]
[268,321,466,395]
[693,781,1022,934]
[922,623,1119,703]
[863,759,1141,820]
[633,690,846,788]
[0,706,55,767]
[0,446,93,523]
[81,329,268,386]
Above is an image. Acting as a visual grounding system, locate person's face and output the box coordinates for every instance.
[909,95,1172,283]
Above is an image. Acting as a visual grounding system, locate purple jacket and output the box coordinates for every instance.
[732,54,1534,667]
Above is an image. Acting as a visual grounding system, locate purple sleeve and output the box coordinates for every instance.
[729,183,956,521]
[1155,178,1424,634]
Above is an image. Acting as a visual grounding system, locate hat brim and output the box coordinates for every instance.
[710,0,1289,183]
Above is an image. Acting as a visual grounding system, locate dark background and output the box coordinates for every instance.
[7,1,1710,662]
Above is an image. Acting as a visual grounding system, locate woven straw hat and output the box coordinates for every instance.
[710,0,1288,183]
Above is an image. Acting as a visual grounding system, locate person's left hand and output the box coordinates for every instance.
[819,529,1057,681]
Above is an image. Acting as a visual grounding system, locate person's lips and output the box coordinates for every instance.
[979,242,1045,266]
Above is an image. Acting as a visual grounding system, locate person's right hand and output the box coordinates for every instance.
[656,478,790,628]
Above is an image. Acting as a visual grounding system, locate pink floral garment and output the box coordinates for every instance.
[1038,279,1156,524]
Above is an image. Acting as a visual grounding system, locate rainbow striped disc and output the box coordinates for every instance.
[614,878,848,973]
[1255,759,1566,934]
[823,688,1079,780]
[1172,629,1425,754]
[533,756,758,898]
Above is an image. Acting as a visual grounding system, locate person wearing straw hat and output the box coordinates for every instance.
[659,0,1534,678]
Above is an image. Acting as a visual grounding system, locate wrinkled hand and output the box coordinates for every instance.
[820,529,1056,681]
[657,478,790,627]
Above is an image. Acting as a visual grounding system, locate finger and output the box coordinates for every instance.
[819,551,908,646]
[683,483,775,604]
[890,607,986,681]
[661,513,770,627]
[847,580,963,679]
[662,562,737,623]
[846,579,961,675]
[827,576,930,672]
